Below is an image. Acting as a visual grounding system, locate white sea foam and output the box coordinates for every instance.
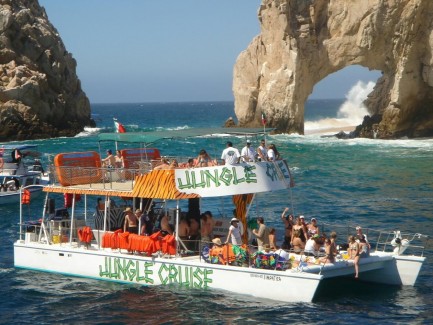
[305,80,375,134]
[75,126,102,137]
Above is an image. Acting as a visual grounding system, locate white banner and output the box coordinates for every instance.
[174,161,291,197]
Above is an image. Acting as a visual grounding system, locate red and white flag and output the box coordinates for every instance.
[261,112,267,126]
[113,118,126,133]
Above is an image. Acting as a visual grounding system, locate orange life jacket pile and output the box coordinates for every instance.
[209,244,237,265]
[77,226,93,244]
[102,230,176,255]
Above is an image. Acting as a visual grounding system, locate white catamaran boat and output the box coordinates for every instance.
[0,145,50,205]
[13,130,427,302]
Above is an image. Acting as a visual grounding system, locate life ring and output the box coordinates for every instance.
[0,158,3,169]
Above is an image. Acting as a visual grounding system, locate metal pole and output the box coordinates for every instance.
[69,193,76,245]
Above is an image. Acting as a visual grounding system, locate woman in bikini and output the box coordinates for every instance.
[348,235,360,278]
[195,149,214,167]
[319,238,335,264]
[307,217,320,239]
[291,229,305,254]
[291,216,307,246]
[358,235,370,258]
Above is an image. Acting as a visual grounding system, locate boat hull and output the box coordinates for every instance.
[14,241,322,302]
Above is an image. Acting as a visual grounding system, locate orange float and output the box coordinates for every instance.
[54,151,102,186]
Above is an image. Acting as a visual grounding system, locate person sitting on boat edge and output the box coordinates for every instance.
[169,159,179,169]
[180,158,195,168]
[304,234,321,257]
[358,235,370,258]
[319,238,335,264]
[355,226,370,248]
[348,235,360,278]
[195,149,214,167]
[225,218,242,246]
[221,141,240,165]
[154,158,170,170]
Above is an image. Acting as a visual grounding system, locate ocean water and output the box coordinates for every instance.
[1,95,432,324]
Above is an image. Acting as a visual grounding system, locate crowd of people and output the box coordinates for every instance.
[100,138,282,171]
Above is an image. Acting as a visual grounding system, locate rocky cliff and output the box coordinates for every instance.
[0,0,93,141]
[233,0,433,138]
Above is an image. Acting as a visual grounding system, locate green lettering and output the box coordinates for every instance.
[144,261,154,284]
[203,169,220,188]
[159,263,169,285]
[177,171,192,190]
[168,265,178,283]
[232,167,245,185]
[192,171,206,189]
[203,269,213,288]
[220,167,232,186]
[193,267,204,288]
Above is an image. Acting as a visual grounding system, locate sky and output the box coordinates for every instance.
[39,0,380,104]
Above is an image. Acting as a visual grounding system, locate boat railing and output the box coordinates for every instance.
[374,231,427,257]
[48,165,146,190]
[319,221,427,257]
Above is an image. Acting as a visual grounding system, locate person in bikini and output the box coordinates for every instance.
[307,217,320,239]
[319,238,335,264]
[348,235,360,278]
[291,215,307,246]
[195,149,214,167]
[291,229,305,254]
[358,235,370,258]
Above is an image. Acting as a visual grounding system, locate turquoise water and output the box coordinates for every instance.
[0,101,432,324]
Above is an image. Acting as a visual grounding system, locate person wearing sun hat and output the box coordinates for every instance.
[225,217,242,245]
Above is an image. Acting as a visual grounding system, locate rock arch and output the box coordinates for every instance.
[233,0,433,138]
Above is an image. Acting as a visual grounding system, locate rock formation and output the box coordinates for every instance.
[0,0,93,141]
[233,0,433,138]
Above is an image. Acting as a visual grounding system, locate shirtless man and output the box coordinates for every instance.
[123,207,138,234]
[160,213,173,234]
[102,150,116,167]
[178,214,190,240]
[200,211,214,244]
[281,207,293,249]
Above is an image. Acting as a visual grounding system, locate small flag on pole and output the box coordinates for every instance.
[113,118,126,133]
[261,112,267,126]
